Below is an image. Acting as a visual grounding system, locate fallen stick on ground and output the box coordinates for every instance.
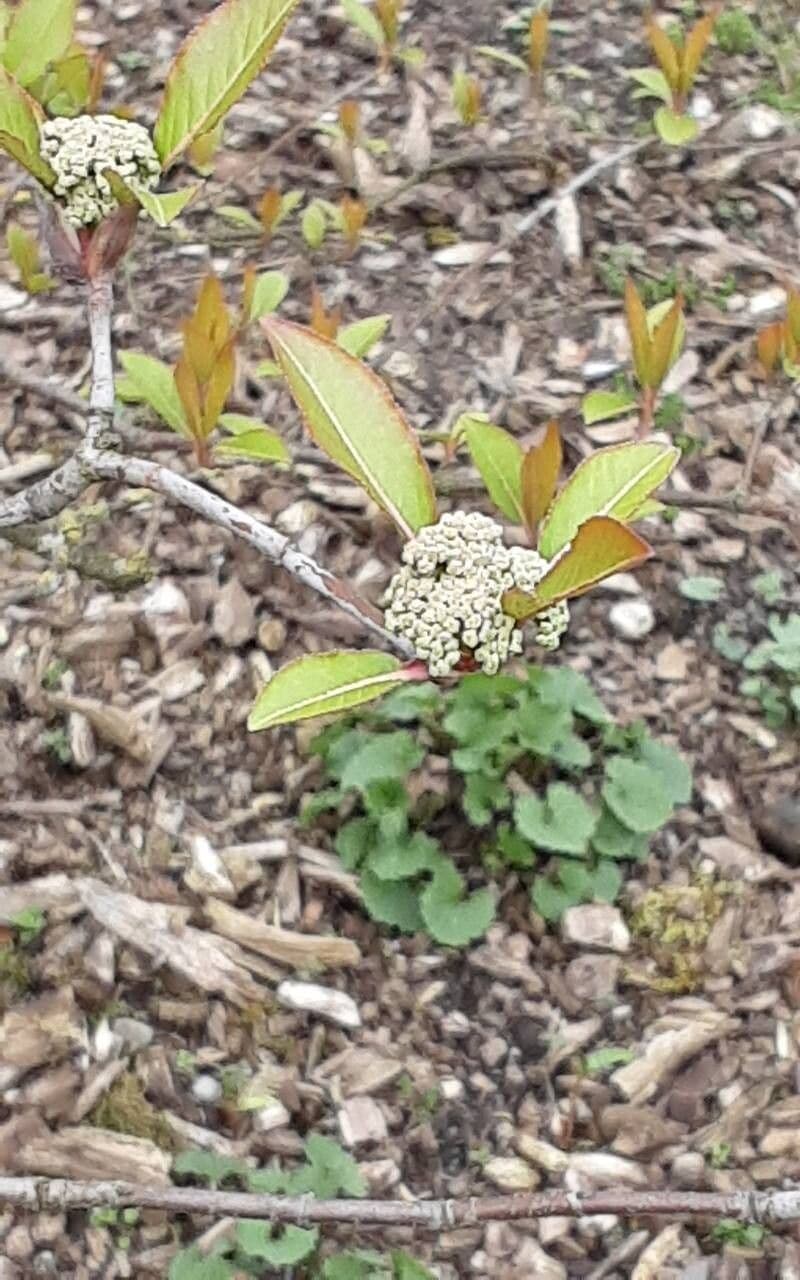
[2,1177,800,1228]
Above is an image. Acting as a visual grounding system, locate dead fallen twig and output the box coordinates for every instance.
[422,137,652,321]
[369,146,557,213]
[2,1176,800,1228]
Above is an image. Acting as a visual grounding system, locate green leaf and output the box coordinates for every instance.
[370,832,439,881]
[301,199,328,249]
[419,861,495,947]
[636,738,691,805]
[678,575,724,602]
[463,417,524,522]
[168,1247,235,1280]
[303,1132,366,1198]
[3,0,76,88]
[581,390,638,425]
[341,0,384,45]
[531,877,576,922]
[463,773,510,826]
[556,859,595,901]
[216,416,289,462]
[334,818,373,871]
[627,66,672,104]
[0,67,55,185]
[153,0,301,169]
[393,1255,436,1280]
[538,441,680,559]
[337,313,392,358]
[236,1221,318,1265]
[128,182,199,226]
[256,358,282,378]
[172,1150,249,1188]
[514,783,596,854]
[603,757,673,834]
[590,859,623,902]
[751,570,783,605]
[712,622,748,664]
[118,351,189,437]
[340,730,423,792]
[249,652,415,732]
[360,871,423,932]
[584,1046,635,1075]
[249,269,289,319]
[263,318,437,538]
[475,44,529,72]
[654,106,699,146]
[591,807,650,860]
[217,203,262,229]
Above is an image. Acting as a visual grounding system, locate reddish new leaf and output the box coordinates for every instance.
[504,517,652,620]
[521,420,562,539]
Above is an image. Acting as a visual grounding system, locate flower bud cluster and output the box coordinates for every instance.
[383,511,569,677]
[40,114,161,226]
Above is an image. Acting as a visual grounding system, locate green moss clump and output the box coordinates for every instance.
[0,943,30,1010]
[629,877,731,992]
[91,1073,176,1152]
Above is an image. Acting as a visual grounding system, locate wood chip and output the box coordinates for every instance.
[205,898,361,970]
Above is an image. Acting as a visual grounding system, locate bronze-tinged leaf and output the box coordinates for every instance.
[646,19,680,91]
[338,98,361,144]
[340,195,368,246]
[521,419,562,539]
[624,277,653,388]
[528,8,549,75]
[259,187,282,234]
[202,341,235,436]
[782,321,796,367]
[508,516,652,618]
[241,263,256,326]
[375,0,401,45]
[679,10,717,95]
[309,287,340,339]
[648,294,683,389]
[786,287,800,346]
[174,355,203,439]
[88,50,106,111]
[756,322,783,376]
[195,274,230,348]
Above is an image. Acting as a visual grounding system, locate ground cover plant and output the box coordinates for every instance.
[1,0,799,1274]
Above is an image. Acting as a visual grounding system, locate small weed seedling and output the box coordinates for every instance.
[170,1140,434,1277]
[630,9,718,144]
[451,69,483,127]
[341,0,423,71]
[476,5,550,98]
[756,286,800,382]
[583,278,685,433]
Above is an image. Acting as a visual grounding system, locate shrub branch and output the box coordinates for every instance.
[0,279,410,655]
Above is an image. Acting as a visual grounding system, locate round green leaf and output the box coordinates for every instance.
[514,782,596,854]
[602,757,673,833]
[654,106,699,146]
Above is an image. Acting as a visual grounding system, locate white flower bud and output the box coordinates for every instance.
[40,114,161,227]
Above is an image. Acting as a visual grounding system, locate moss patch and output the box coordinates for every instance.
[629,877,731,992]
[91,1072,176,1152]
